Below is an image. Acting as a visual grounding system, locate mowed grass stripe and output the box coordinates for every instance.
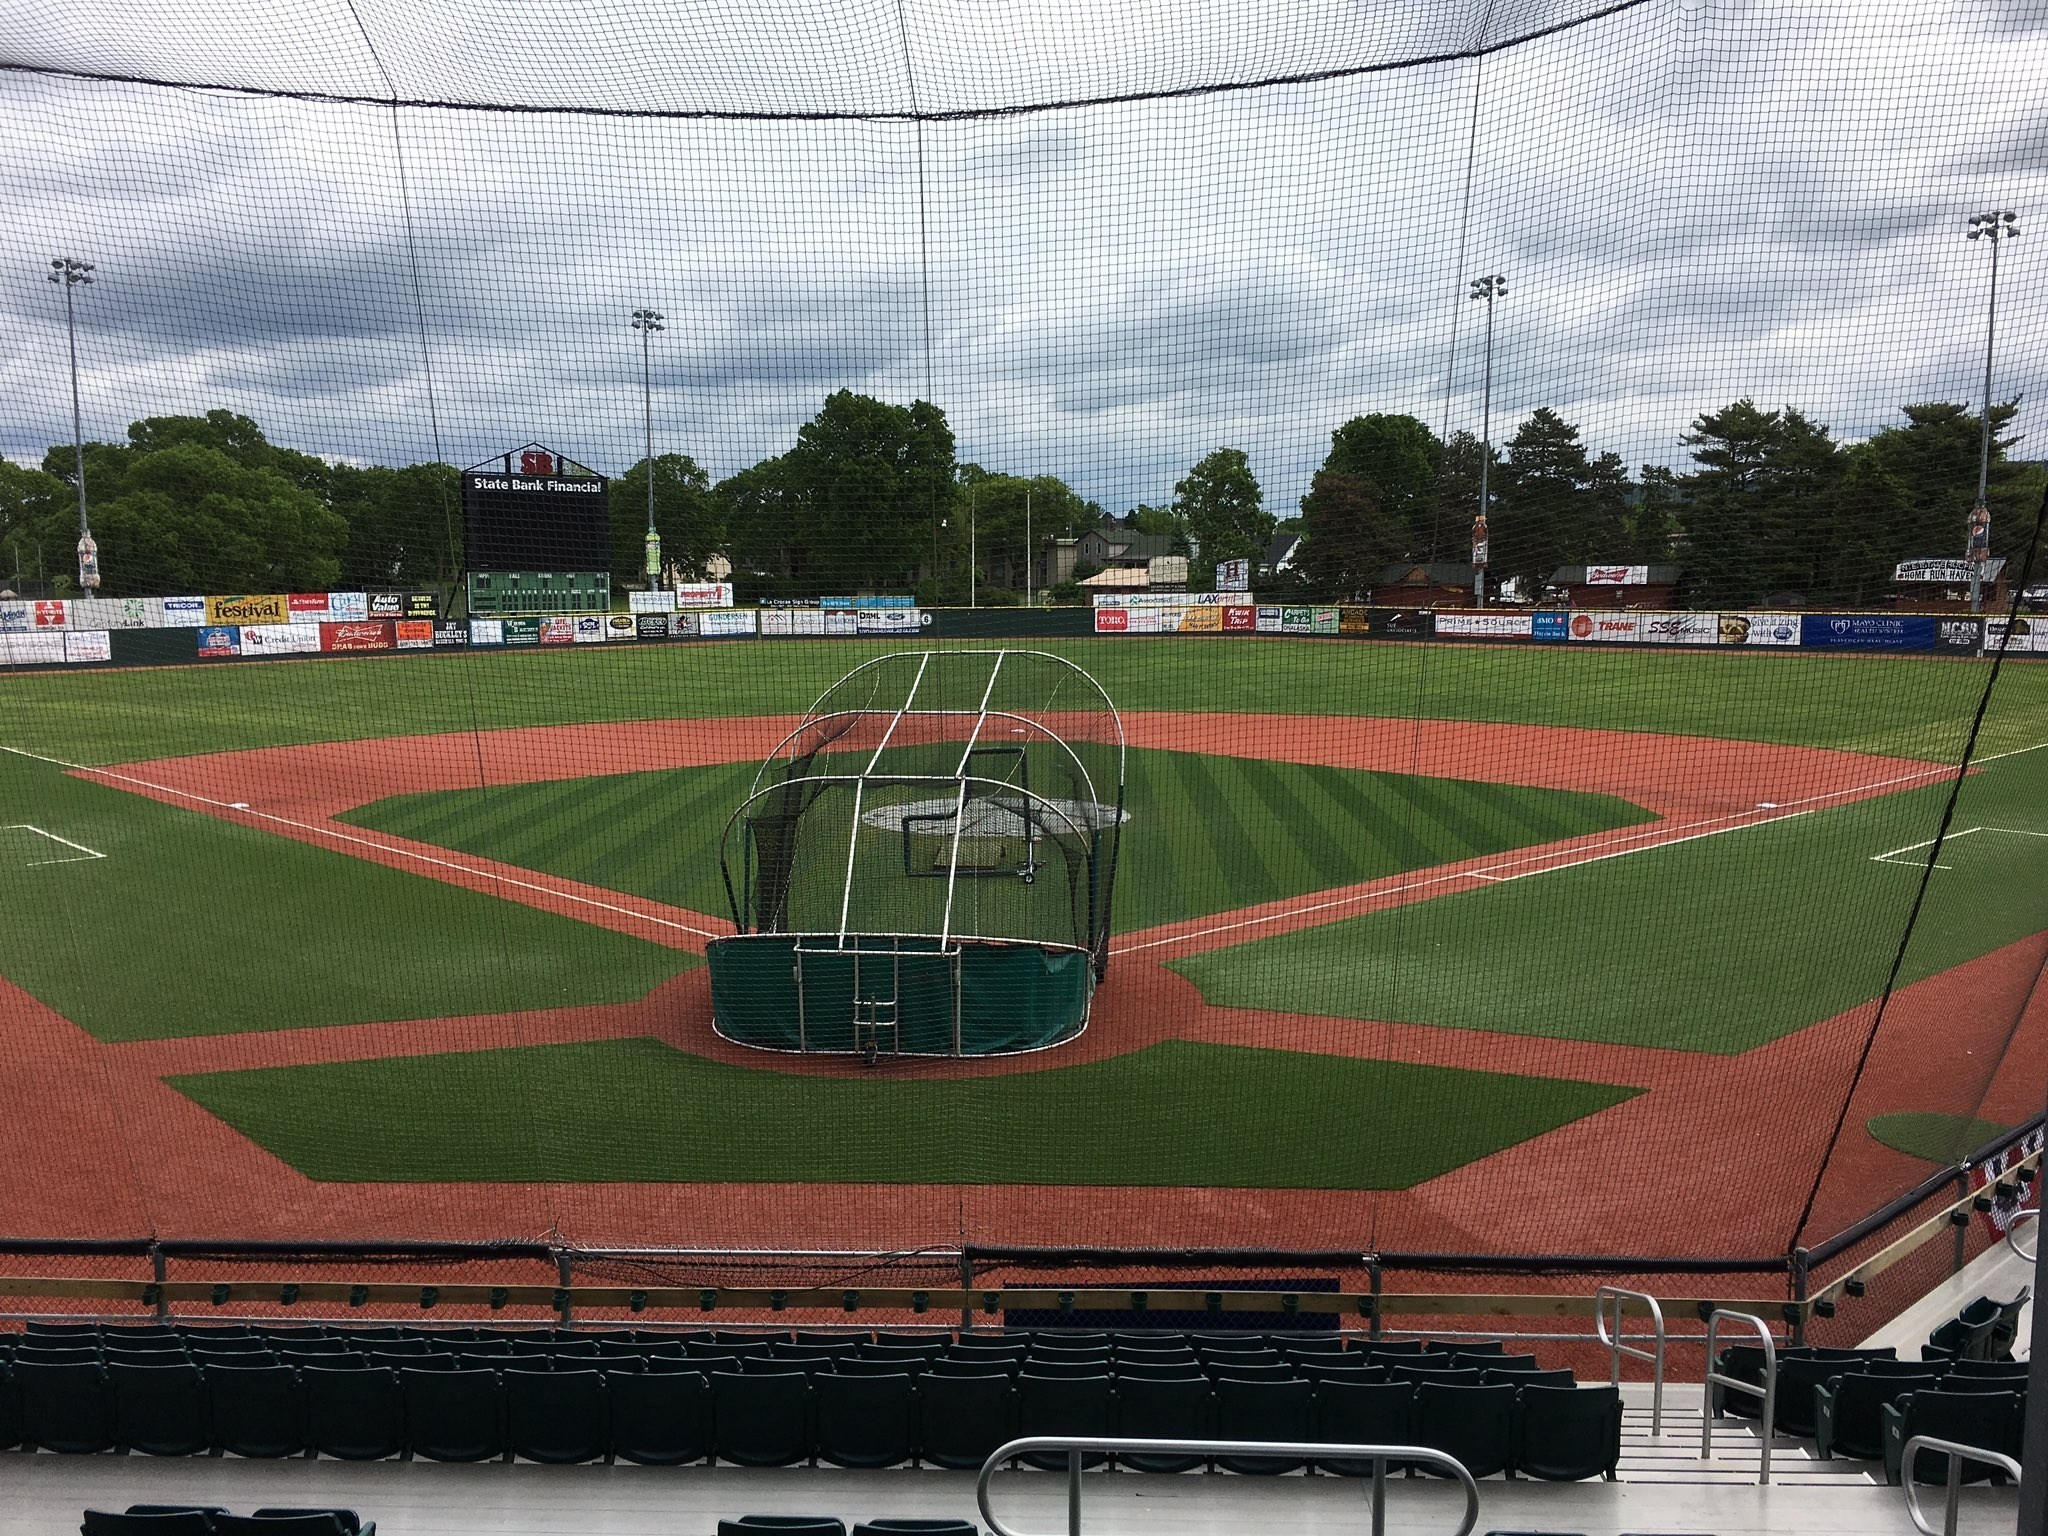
[170,1037,1640,1189]
[0,754,696,1043]
[340,748,1658,936]
[1174,743,2048,1055]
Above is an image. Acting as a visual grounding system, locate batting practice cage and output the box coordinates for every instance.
[3,0,2048,1338]
[709,650,1123,1057]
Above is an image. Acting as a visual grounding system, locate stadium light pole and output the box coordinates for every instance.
[631,308,665,591]
[1964,212,2018,615]
[1468,274,1507,608]
[48,256,100,592]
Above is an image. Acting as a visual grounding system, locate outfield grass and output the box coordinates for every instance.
[2,638,2040,765]
[338,746,1655,933]
[1866,1111,2012,1164]
[168,1036,1639,1187]
[1173,744,2048,1054]
[0,751,694,1042]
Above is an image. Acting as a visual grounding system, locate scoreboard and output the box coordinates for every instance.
[462,445,610,574]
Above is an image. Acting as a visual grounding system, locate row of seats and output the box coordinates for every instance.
[1925,1288,2030,1362]
[1714,1341,2028,1486]
[83,1510,370,1536]
[0,1359,1622,1477]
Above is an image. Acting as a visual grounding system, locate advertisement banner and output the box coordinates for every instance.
[198,625,241,658]
[433,622,469,648]
[673,612,701,637]
[1801,614,1936,650]
[819,596,855,609]
[1717,612,1802,647]
[163,596,207,629]
[1933,616,1985,653]
[571,615,608,644]
[394,620,435,650]
[502,617,543,647]
[1093,607,1130,633]
[606,615,637,641]
[69,596,161,629]
[288,593,332,622]
[1177,605,1223,632]
[856,608,924,635]
[1216,558,1250,592]
[320,620,394,653]
[629,590,677,614]
[469,617,507,646]
[855,594,916,608]
[1337,606,1372,635]
[1255,606,1283,633]
[1637,611,1720,645]
[367,592,405,618]
[540,616,577,645]
[1532,610,1569,640]
[1436,611,1535,638]
[1974,1128,2047,1241]
[825,610,857,635]
[328,591,369,621]
[1986,617,2039,654]
[32,599,69,628]
[677,582,736,609]
[1125,607,1166,634]
[0,633,66,665]
[635,613,674,640]
[1094,591,1228,607]
[0,603,29,632]
[1222,605,1257,632]
[1585,565,1650,586]
[403,592,439,620]
[1313,607,1340,635]
[206,594,289,626]
[239,623,321,656]
[1367,607,1434,639]
[1569,612,1643,643]
[699,609,757,637]
[1896,558,2005,584]
[63,630,111,663]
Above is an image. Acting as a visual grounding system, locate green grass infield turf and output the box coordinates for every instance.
[337,746,1656,934]
[0,751,694,1042]
[168,1036,1640,1187]
[1172,744,2048,1054]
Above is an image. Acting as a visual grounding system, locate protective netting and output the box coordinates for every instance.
[1,0,2045,1328]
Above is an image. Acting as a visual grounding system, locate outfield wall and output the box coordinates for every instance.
[3,600,2043,672]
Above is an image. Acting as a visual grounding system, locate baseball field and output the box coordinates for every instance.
[1,636,2043,1262]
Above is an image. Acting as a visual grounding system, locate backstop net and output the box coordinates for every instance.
[0,0,2045,1329]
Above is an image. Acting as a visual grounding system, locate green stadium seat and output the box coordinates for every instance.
[179,1333,263,1354]
[714,1331,793,1348]
[1112,1359,1203,1381]
[1298,1357,1381,1384]
[915,1372,1014,1469]
[927,1358,1014,1379]
[109,1361,208,1455]
[205,1363,307,1457]
[1946,1358,2023,1378]
[1512,1384,1622,1481]
[711,1371,810,1466]
[1489,1368,1574,1390]
[505,1368,607,1463]
[1019,1357,1111,1379]
[1470,1353,1540,1371]
[1111,1374,1211,1471]
[1987,1289,2031,1360]
[1360,1339,1427,1355]
[1392,1364,1485,1387]
[25,1321,96,1340]
[813,1371,916,1467]
[1815,1372,1938,1461]
[18,1346,103,1367]
[17,1360,114,1453]
[0,1363,21,1449]
[608,1369,710,1464]
[1196,1345,1282,1368]
[1369,1348,1453,1371]
[1212,1376,1312,1473]
[80,1513,213,1536]
[852,1521,977,1536]
[838,1356,929,1378]
[455,1353,524,1373]
[1415,1382,1517,1479]
[1441,1339,1506,1355]
[1312,1379,1415,1476]
[284,1351,364,1371]
[1204,1360,1295,1382]
[1774,1355,1857,1437]
[251,1510,373,1536]
[102,1326,179,1347]
[1883,1389,2024,1484]
[370,1351,450,1373]
[403,1367,505,1461]
[212,1516,354,1536]
[744,1357,828,1376]
[779,1339,859,1358]
[1278,1334,1347,1355]
[1016,1371,1113,1469]
[716,1521,841,1536]
[304,1366,403,1460]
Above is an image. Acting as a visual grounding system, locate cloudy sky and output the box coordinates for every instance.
[2,0,2044,519]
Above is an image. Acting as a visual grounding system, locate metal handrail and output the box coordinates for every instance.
[1595,1285,1666,1436]
[975,1436,1480,1536]
[1701,1309,1777,1484]
[1901,1434,2023,1536]
[2007,1206,2038,1262]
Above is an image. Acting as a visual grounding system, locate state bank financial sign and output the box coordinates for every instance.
[462,446,610,573]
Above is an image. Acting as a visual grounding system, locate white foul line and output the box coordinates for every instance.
[0,744,720,939]
[4,823,106,866]
[1871,824,2048,870]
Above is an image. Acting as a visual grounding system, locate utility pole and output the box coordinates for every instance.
[631,308,665,590]
[48,256,99,591]
[1964,212,2018,615]
[1468,274,1507,608]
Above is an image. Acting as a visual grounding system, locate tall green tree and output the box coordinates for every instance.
[960,471,1095,594]
[784,390,956,592]
[1857,401,2038,563]
[1294,470,1407,598]
[1173,448,1272,575]
[1320,413,1436,555]
[1427,429,1490,563]
[718,455,803,586]
[609,453,719,588]
[1491,407,1633,589]
[0,460,67,589]
[1678,399,1844,605]
[329,462,460,589]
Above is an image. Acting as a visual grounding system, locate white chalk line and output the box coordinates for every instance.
[1871,825,2048,870]
[1116,742,2048,956]
[0,744,720,939]
[3,823,106,866]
